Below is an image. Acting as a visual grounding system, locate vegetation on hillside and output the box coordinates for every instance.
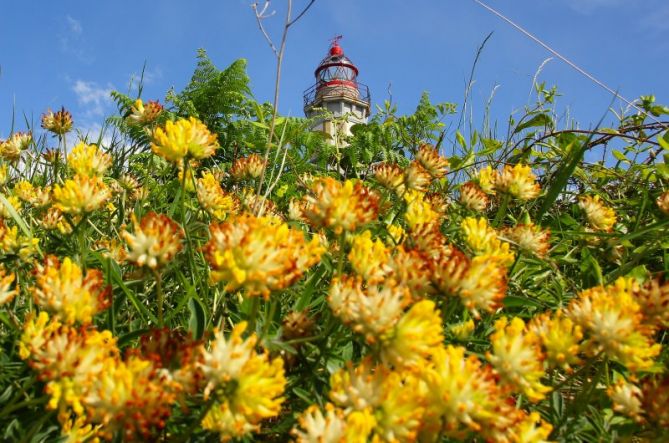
[1,49,669,442]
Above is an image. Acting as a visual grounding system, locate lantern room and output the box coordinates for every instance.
[303,36,370,140]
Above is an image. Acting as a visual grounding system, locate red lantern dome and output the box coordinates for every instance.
[303,36,370,113]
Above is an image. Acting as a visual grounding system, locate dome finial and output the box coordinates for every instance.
[329,34,343,56]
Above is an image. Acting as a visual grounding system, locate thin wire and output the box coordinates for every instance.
[472,0,667,128]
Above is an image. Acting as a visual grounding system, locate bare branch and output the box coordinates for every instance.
[251,1,279,57]
[287,0,317,28]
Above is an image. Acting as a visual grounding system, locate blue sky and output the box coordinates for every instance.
[1,0,667,142]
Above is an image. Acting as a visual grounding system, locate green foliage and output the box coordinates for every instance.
[2,49,669,442]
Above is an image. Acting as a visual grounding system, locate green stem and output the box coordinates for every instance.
[493,194,510,227]
[248,296,261,333]
[53,136,61,184]
[174,395,218,443]
[153,270,164,327]
[262,297,277,339]
[77,221,87,267]
[337,232,346,277]
[0,396,48,419]
[507,254,521,275]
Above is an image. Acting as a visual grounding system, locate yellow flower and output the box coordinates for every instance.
[641,375,669,427]
[530,312,583,371]
[199,322,286,441]
[84,355,178,440]
[415,143,449,179]
[494,164,540,200]
[13,180,34,203]
[404,160,432,192]
[461,217,515,265]
[41,207,73,234]
[67,142,111,176]
[459,181,489,212]
[0,132,32,160]
[53,174,111,215]
[457,256,508,317]
[636,278,669,329]
[503,223,551,258]
[121,212,184,269]
[507,412,553,443]
[237,187,280,217]
[567,278,661,372]
[177,159,198,192]
[579,195,616,231]
[372,372,425,442]
[19,312,120,423]
[204,213,323,298]
[328,277,410,344]
[374,162,406,195]
[348,230,392,283]
[32,256,111,325]
[291,403,347,443]
[608,379,644,423]
[487,317,551,402]
[287,198,308,222]
[127,99,163,125]
[386,224,405,245]
[449,319,475,340]
[196,172,237,220]
[425,345,516,437]
[0,163,8,185]
[380,299,444,370]
[230,154,265,181]
[32,186,51,207]
[0,266,17,305]
[657,190,669,215]
[330,358,386,412]
[389,246,434,299]
[60,416,102,443]
[404,189,440,230]
[0,195,22,219]
[345,409,376,443]
[477,165,497,195]
[94,238,127,264]
[303,178,379,234]
[0,220,39,260]
[151,117,219,162]
[330,360,424,441]
[41,107,73,135]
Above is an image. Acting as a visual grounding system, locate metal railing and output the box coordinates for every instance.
[303,81,371,108]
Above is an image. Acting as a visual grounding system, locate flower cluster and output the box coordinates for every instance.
[127,99,163,125]
[122,212,184,269]
[198,322,286,440]
[151,116,219,162]
[302,177,379,234]
[230,154,266,181]
[203,213,324,297]
[41,107,73,135]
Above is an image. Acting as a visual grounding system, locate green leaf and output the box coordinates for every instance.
[480,138,503,155]
[188,297,206,339]
[656,163,669,180]
[455,131,466,149]
[612,150,628,162]
[537,140,587,219]
[658,131,669,150]
[513,113,552,134]
[108,267,157,325]
[118,329,151,347]
[503,295,544,309]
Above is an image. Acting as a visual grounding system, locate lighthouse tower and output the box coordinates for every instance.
[303,36,370,141]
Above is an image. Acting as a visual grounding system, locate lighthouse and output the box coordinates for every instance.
[303,36,370,142]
